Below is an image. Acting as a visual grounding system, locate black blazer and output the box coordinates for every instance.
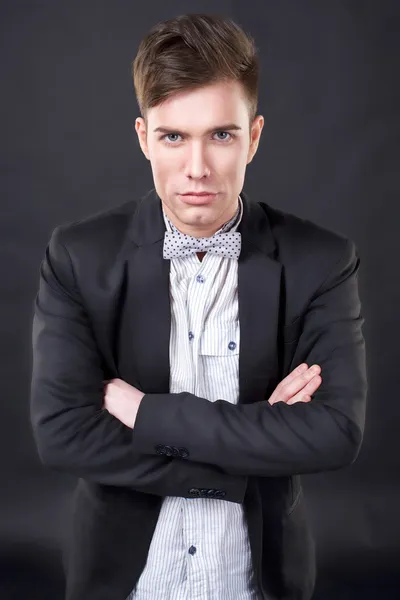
[30,189,367,600]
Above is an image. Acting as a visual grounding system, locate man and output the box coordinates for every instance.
[30,13,367,600]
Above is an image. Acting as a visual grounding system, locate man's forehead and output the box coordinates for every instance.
[148,102,246,135]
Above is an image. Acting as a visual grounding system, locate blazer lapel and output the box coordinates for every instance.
[117,190,172,394]
[117,189,282,405]
[237,193,282,404]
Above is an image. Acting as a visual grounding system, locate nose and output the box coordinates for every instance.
[184,141,210,179]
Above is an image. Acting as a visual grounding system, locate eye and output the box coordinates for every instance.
[214,131,232,141]
[163,133,182,143]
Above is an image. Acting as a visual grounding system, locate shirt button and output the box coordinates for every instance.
[196,274,205,283]
[228,341,237,351]
[188,331,194,341]
[188,546,197,555]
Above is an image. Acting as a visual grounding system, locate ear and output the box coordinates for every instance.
[135,117,150,160]
[247,115,264,164]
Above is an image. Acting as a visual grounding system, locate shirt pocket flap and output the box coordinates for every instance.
[199,323,240,356]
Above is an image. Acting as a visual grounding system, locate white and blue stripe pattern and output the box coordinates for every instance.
[127,195,259,599]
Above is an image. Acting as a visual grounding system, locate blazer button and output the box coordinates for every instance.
[207,489,216,497]
[189,488,200,497]
[171,446,180,457]
[155,444,166,455]
[164,446,173,456]
[179,448,189,458]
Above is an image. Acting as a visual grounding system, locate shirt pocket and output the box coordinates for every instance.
[199,322,240,356]
[198,322,240,402]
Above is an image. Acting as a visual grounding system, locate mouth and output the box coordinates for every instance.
[179,192,218,205]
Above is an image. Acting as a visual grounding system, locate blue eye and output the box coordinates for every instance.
[165,133,181,143]
[214,131,231,141]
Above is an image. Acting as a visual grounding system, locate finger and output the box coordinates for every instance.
[281,365,321,400]
[279,363,309,388]
[268,363,309,405]
[269,365,319,405]
[271,370,322,406]
[286,375,322,405]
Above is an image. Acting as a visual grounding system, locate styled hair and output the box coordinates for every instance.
[132,13,259,125]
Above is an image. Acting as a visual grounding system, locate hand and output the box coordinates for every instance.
[103,378,145,428]
[268,363,322,406]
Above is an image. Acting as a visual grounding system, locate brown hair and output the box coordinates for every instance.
[132,13,259,126]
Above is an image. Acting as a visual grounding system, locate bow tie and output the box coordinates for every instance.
[163,231,242,260]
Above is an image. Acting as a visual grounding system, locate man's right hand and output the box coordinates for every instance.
[268,363,322,406]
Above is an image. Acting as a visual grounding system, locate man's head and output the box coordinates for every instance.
[132,14,264,237]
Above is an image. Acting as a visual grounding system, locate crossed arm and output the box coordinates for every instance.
[30,227,367,503]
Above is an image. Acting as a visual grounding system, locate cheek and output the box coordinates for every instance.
[150,149,180,179]
[217,141,247,162]
[218,148,247,176]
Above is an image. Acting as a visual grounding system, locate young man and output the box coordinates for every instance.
[30,13,367,600]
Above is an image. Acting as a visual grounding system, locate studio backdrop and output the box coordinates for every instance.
[1,1,399,599]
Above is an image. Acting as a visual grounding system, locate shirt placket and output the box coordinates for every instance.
[187,255,213,398]
[184,256,214,600]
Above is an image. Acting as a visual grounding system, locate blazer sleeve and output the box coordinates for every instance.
[30,226,248,503]
[132,239,368,477]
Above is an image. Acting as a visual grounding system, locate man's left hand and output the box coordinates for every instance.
[103,378,145,429]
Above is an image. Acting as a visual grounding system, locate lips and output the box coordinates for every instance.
[179,192,217,205]
[182,192,216,196]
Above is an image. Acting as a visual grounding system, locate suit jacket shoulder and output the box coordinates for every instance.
[52,195,142,254]
[260,200,354,260]
[259,201,357,298]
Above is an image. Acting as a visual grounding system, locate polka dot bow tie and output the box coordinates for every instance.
[163,231,242,260]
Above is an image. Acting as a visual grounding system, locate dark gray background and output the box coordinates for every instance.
[1,1,399,598]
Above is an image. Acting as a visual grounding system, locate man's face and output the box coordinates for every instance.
[135,79,264,237]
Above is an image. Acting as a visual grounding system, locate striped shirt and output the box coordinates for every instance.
[127,195,259,599]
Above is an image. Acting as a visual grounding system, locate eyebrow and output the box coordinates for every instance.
[153,124,242,135]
